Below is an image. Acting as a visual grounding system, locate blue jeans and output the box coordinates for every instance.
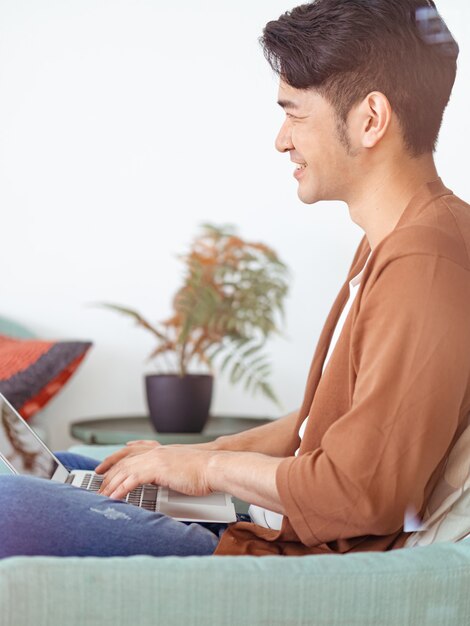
[0,452,249,559]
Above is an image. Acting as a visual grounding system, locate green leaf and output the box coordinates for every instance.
[95,303,167,341]
[240,343,262,359]
[258,382,281,407]
[244,373,254,392]
[207,344,226,363]
[255,363,271,375]
[220,351,234,374]
[230,361,245,384]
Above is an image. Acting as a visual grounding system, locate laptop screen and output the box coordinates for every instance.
[0,396,58,479]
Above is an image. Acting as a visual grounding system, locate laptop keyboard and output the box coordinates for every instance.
[80,473,158,511]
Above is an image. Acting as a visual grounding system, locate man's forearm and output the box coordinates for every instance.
[207,450,286,515]
[199,409,300,456]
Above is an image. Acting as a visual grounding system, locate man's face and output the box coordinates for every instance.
[275,80,355,204]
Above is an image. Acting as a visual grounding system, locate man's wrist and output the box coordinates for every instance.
[206,450,229,492]
[205,449,286,514]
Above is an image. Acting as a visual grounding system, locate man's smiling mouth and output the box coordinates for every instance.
[293,162,307,179]
[292,161,307,171]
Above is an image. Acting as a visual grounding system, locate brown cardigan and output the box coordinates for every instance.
[215,178,470,557]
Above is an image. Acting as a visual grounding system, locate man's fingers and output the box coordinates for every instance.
[95,451,126,474]
[95,443,159,474]
[105,472,128,497]
[95,448,129,474]
[100,468,142,499]
[98,453,143,495]
[100,470,128,497]
[109,475,141,500]
[98,466,121,494]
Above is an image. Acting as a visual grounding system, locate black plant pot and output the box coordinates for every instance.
[145,374,213,433]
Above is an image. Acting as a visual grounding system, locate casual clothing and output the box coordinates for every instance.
[215,178,470,556]
[0,452,223,558]
[249,253,372,530]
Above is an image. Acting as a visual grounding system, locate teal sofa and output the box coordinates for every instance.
[1,445,470,626]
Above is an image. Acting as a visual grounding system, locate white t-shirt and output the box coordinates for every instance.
[248,253,372,530]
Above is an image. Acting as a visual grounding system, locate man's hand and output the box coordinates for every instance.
[95,438,218,476]
[94,440,161,475]
[97,446,215,500]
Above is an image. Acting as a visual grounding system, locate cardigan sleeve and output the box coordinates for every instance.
[276,254,470,547]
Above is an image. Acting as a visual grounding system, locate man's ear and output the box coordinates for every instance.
[355,91,392,149]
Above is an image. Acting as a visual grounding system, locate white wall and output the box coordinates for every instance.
[0,0,468,449]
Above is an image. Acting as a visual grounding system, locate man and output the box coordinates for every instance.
[96,0,469,556]
[1,0,468,558]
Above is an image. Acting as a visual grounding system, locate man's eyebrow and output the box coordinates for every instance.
[277,99,299,110]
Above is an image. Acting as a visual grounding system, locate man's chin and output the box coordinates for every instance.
[297,187,320,205]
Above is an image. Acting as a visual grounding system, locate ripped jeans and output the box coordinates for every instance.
[0,452,249,559]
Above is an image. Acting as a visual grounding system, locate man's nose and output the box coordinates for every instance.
[275,119,294,153]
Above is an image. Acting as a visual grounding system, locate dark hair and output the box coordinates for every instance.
[261,0,459,156]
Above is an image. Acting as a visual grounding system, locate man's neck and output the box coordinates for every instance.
[347,154,439,251]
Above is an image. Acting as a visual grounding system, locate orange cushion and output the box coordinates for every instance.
[0,335,92,420]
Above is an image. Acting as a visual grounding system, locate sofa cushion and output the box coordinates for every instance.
[406,411,470,546]
[0,335,92,420]
[1,541,470,626]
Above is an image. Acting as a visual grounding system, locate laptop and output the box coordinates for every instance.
[0,393,236,523]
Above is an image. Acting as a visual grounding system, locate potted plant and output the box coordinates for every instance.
[100,223,289,433]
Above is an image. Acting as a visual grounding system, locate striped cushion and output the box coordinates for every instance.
[0,335,91,420]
